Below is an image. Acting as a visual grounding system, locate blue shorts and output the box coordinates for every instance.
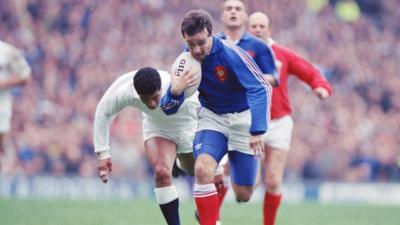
[193,129,258,186]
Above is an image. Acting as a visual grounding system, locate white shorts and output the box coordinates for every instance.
[142,119,197,154]
[197,107,253,155]
[0,103,12,133]
[263,115,293,151]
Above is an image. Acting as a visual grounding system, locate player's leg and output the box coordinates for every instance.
[228,150,258,202]
[193,130,227,225]
[144,137,180,225]
[262,115,293,225]
[0,133,4,155]
[214,155,229,222]
[176,152,195,176]
[0,111,11,172]
[263,147,287,225]
[227,109,259,202]
[0,133,4,171]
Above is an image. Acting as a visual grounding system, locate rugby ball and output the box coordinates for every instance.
[171,52,202,98]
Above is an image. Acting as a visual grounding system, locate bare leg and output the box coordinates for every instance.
[144,137,180,225]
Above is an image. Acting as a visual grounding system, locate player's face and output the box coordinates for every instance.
[139,90,161,110]
[183,28,212,61]
[221,0,248,28]
[248,15,271,40]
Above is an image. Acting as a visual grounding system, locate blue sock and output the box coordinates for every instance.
[159,198,180,225]
[154,186,180,225]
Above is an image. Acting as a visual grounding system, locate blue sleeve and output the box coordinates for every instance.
[255,42,279,85]
[224,46,271,135]
[160,86,185,115]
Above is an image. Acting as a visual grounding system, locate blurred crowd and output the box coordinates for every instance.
[0,0,399,183]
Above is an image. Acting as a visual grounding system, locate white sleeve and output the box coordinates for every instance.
[9,49,31,79]
[93,73,139,154]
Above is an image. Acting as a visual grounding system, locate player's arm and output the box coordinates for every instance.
[227,48,272,155]
[226,45,272,135]
[285,46,333,99]
[160,70,198,115]
[93,82,136,183]
[256,41,279,87]
[0,51,31,89]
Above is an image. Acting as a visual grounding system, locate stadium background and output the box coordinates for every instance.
[0,0,399,224]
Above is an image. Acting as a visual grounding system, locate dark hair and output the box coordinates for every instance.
[133,67,161,95]
[181,9,213,37]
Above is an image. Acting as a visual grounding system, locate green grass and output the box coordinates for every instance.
[1,198,399,225]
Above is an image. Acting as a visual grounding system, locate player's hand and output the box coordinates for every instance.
[314,87,329,100]
[262,75,278,87]
[170,70,197,96]
[97,158,112,184]
[249,134,265,157]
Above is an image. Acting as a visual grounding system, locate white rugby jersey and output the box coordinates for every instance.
[0,40,31,111]
[93,70,199,153]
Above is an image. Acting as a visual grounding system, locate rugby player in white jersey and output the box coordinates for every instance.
[0,40,31,172]
[93,67,198,225]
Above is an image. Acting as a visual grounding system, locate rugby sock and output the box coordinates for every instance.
[154,185,180,225]
[194,183,219,225]
[214,174,229,221]
[263,192,282,225]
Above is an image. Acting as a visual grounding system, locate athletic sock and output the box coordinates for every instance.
[194,183,219,225]
[215,175,229,221]
[263,192,282,225]
[154,185,180,225]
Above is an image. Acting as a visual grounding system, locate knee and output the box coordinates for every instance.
[194,160,214,183]
[264,172,283,191]
[153,165,172,185]
[234,188,253,202]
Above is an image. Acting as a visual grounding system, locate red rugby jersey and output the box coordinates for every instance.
[270,43,333,119]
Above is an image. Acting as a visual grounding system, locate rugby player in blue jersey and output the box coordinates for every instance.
[161,9,272,225]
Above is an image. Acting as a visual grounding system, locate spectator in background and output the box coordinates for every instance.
[0,39,31,172]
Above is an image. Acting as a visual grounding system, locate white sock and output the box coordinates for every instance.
[154,185,179,205]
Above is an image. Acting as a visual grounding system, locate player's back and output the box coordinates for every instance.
[97,70,199,129]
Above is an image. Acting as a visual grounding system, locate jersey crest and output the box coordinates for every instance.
[214,66,228,82]
[246,50,255,58]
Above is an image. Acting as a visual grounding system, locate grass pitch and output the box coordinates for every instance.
[0,198,399,225]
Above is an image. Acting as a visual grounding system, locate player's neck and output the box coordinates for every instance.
[224,26,245,43]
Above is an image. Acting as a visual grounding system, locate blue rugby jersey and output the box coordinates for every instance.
[161,37,272,135]
[216,32,279,84]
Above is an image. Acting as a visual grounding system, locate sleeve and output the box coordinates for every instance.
[9,49,31,79]
[286,47,333,95]
[160,86,185,115]
[225,46,272,135]
[255,42,279,84]
[93,84,136,154]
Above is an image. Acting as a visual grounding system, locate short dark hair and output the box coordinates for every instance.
[133,67,161,95]
[181,9,213,37]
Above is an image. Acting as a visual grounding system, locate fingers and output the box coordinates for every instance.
[314,88,329,99]
[252,143,264,157]
[250,135,264,157]
[183,69,199,87]
[99,169,108,183]
[98,160,112,184]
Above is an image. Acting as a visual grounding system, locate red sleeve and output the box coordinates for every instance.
[283,45,333,95]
